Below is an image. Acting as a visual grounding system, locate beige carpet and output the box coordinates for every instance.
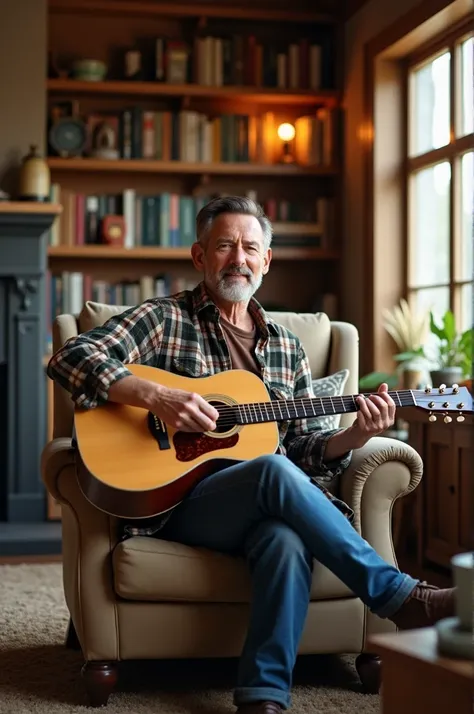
[0,563,379,713]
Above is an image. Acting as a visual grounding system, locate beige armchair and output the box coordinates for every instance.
[41,301,423,707]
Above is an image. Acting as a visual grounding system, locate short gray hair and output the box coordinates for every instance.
[196,196,273,251]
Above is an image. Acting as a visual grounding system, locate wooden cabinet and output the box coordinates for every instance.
[402,408,474,570]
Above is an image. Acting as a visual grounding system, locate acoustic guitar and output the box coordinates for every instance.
[73,364,472,519]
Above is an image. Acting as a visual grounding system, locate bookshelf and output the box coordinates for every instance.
[45,0,343,332]
[43,0,343,523]
[47,158,338,176]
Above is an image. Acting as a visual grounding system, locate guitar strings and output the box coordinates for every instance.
[211,392,416,426]
[211,391,416,417]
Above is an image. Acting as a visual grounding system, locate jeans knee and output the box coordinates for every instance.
[253,454,307,493]
[246,519,312,571]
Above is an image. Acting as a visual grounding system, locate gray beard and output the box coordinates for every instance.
[205,268,263,303]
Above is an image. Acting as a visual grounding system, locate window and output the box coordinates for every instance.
[406,26,473,335]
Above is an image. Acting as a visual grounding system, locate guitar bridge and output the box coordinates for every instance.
[147,412,171,450]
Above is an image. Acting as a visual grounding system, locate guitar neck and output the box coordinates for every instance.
[230,390,416,425]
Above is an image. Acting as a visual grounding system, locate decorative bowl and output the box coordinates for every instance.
[73,59,107,82]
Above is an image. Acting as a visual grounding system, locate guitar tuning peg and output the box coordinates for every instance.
[444,414,452,423]
[429,413,437,422]
[438,383,446,393]
[424,385,432,393]
[452,384,459,393]
[456,414,465,423]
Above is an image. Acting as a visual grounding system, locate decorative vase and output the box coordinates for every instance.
[18,144,50,202]
[429,367,464,387]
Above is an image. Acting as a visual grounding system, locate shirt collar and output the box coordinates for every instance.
[191,281,279,337]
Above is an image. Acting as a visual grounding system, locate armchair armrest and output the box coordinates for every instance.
[340,436,422,561]
[41,439,121,661]
[340,436,423,644]
[41,438,75,503]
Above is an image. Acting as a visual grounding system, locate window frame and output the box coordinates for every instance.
[403,19,474,328]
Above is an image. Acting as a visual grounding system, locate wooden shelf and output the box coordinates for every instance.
[272,222,322,236]
[46,79,339,107]
[53,79,337,106]
[49,0,336,24]
[47,245,339,261]
[47,158,337,176]
[0,201,62,215]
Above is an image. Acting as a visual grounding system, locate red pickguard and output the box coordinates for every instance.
[173,431,239,462]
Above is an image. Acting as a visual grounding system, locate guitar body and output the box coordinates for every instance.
[73,363,472,521]
[74,365,280,519]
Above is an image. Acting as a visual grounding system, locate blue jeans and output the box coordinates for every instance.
[160,454,418,710]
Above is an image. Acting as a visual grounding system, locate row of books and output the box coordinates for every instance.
[123,34,333,89]
[46,272,197,350]
[48,187,333,249]
[50,108,337,166]
[159,35,330,90]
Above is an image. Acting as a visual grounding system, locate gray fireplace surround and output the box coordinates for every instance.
[0,204,61,555]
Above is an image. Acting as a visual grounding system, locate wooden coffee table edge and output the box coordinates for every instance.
[368,627,474,681]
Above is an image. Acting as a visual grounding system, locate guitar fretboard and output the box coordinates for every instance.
[216,390,416,425]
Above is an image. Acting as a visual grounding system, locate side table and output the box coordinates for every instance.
[369,628,474,714]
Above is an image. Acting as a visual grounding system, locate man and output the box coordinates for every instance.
[48,196,455,714]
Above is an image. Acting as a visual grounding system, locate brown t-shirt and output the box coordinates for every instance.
[219,315,260,376]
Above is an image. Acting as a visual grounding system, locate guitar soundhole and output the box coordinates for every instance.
[209,399,237,434]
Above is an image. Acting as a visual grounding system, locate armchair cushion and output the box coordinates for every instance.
[112,536,353,603]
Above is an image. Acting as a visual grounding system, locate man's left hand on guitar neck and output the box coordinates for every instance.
[324,383,396,462]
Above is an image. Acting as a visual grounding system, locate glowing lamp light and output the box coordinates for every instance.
[277,123,296,142]
[277,123,296,163]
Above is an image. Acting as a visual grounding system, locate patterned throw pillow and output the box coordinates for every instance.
[311,369,350,430]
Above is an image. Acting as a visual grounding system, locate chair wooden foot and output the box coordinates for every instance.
[81,661,118,707]
[65,619,81,650]
[355,652,381,694]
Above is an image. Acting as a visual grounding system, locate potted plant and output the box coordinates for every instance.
[359,304,473,392]
[359,299,429,392]
[382,299,430,389]
[424,310,472,387]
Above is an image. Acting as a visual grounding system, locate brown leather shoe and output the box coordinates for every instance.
[236,703,283,714]
[389,582,456,630]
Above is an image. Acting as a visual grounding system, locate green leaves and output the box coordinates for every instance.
[429,310,473,376]
[430,310,455,343]
[359,371,399,391]
[392,347,426,362]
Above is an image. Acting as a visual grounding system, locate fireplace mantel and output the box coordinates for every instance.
[0,201,62,555]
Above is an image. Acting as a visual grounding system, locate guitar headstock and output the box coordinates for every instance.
[414,384,473,423]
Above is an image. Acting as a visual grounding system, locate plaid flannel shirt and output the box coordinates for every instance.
[48,282,354,538]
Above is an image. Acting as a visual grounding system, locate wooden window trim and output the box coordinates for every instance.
[406,17,473,65]
[407,135,474,172]
[360,0,472,375]
[404,22,473,321]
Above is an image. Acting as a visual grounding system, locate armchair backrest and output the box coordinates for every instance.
[51,301,359,438]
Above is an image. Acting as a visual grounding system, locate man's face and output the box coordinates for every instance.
[192,213,271,303]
